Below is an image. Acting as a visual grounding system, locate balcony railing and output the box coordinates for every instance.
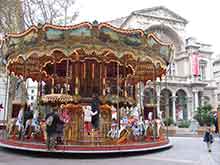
[165,75,188,82]
[164,75,216,86]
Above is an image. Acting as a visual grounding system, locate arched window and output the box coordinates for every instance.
[199,60,207,80]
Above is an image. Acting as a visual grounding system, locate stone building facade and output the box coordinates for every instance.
[213,55,220,106]
[108,6,217,123]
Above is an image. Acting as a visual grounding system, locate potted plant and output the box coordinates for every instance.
[178,119,190,128]
[194,104,215,135]
[164,117,176,136]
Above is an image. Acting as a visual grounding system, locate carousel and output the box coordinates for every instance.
[0,21,173,153]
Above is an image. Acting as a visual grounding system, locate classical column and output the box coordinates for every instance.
[187,97,193,120]
[172,95,176,123]
[164,93,170,119]
[194,90,199,112]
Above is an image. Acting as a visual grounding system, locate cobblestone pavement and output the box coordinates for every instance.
[0,137,219,165]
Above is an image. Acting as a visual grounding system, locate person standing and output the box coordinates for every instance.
[45,109,59,150]
[203,127,214,152]
[83,105,97,135]
[91,94,100,130]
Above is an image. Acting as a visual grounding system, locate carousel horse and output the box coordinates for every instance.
[145,112,154,139]
[7,118,17,137]
[7,108,24,139]
[155,119,162,138]
[131,105,140,121]
[154,112,165,139]
[24,110,41,139]
[144,119,150,136]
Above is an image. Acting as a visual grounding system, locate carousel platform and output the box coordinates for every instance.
[0,139,172,154]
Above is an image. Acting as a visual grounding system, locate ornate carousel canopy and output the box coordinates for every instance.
[0,22,174,82]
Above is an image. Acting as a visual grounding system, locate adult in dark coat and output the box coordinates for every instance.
[203,128,214,152]
[91,95,100,130]
[45,111,59,136]
[45,111,59,150]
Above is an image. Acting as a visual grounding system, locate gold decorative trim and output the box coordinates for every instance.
[42,22,93,31]
[98,22,144,36]
[7,26,38,38]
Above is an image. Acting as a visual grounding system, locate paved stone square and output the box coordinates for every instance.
[0,137,220,165]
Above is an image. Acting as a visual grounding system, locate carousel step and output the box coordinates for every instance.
[77,139,105,144]
[79,136,106,139]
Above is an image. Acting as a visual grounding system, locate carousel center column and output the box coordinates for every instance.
[102,63,106,96]
[75,54,80,95]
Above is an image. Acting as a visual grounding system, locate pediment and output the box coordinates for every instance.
[133,6,188,24]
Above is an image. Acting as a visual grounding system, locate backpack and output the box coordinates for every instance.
[46,115,54,126]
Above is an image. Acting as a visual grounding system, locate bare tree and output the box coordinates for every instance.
[0,0,79,120]
[22,0,79,27]
[0,0,79,33]
[0,0,24,32]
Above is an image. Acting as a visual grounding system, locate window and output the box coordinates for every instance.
[172,63,175,76]
[31,89,34,93]
[218,94,220,101]
[167,63,175,76]
[31,96,34,100]
[199,60,207,80]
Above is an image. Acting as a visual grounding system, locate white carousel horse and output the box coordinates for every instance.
[15,108,24,132]
[131,105,140,121]
[24,110,41,138]
[154,119,161,137]
[31,110,41,133]
[144,119,150,136]
[154,111,165,138]
[111,105,117,120]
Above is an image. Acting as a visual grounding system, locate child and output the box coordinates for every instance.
[83,105,97,135]
[203,127,214,152]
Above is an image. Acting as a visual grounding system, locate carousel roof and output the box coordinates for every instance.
[0,22,174,81]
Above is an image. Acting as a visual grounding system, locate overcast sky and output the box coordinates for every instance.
[74,0,220,55]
